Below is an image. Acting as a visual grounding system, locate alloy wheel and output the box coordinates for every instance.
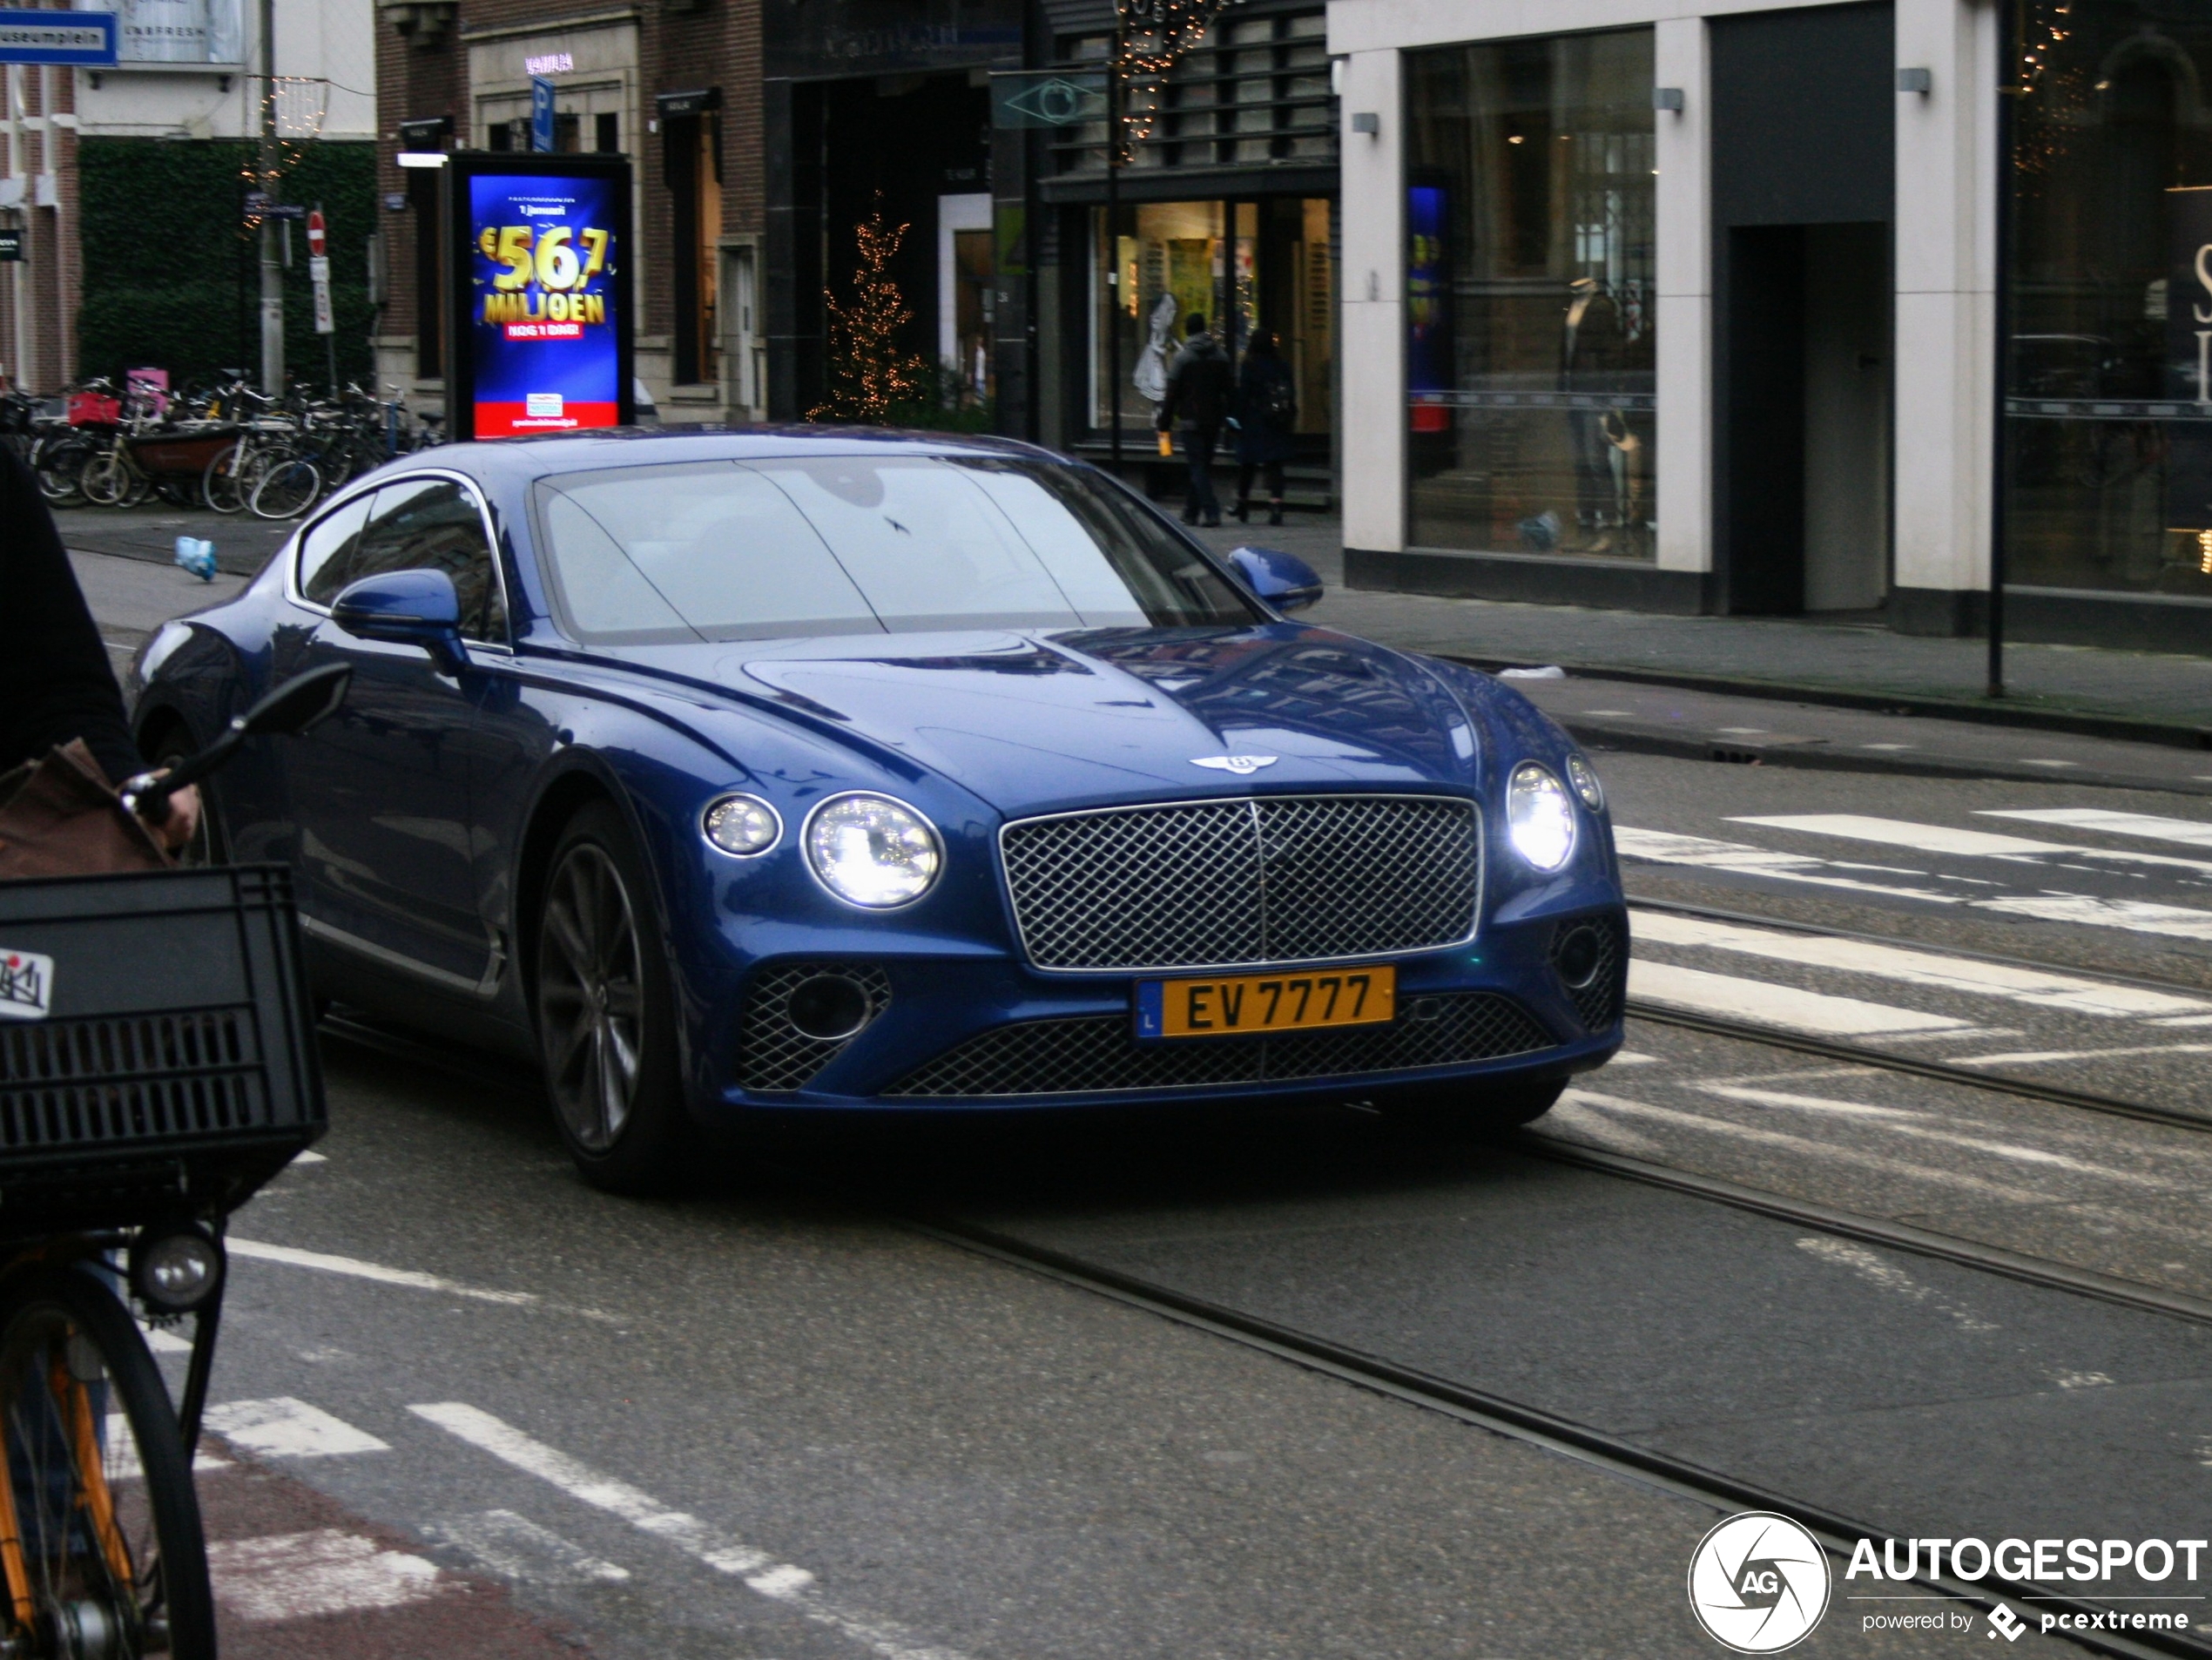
[537,843,646,1152]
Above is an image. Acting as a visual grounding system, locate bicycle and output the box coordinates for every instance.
[0,664,349,1660]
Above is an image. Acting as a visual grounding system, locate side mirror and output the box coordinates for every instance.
[330,569,468,671]
[1225,545,1325,614]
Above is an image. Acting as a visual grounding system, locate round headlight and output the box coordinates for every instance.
[804,793,942,908]
[1566,753,1605,813]
[1507,763,1576,872]
[702,794,781,857]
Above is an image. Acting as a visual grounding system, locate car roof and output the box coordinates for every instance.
[422,425,1062,489]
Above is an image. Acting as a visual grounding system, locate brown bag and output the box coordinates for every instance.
[0,740,171,880]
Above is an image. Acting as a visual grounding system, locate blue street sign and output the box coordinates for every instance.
[0,10,114,65]
[530,75,555,153]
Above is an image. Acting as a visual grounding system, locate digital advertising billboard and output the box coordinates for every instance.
[444,152,633,442]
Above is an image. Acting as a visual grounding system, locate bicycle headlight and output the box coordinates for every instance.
[130,1225,226,1315]
[1507,762,1577,872]
[803,793,942,908]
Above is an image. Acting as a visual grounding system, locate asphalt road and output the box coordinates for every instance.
[75,543,2212,1657]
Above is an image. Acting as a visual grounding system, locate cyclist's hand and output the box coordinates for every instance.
[157,784,200,851]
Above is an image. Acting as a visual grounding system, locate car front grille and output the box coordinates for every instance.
[999,793,1481,972]
[884,990,1552,1098]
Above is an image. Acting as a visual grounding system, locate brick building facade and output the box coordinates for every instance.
[374,0,765,421]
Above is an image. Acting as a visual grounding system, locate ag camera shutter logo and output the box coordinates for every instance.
[1689,1513,1831,1652]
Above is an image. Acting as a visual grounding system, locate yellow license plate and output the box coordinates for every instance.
[1136,964,1397,1040]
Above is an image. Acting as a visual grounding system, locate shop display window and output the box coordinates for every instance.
[1089,198,1333,441]
[2006,0,2212,596]
[1404,29,1656,560]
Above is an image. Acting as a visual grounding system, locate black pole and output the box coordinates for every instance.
[1107,55,1123,478]
[1988,0,2016,699]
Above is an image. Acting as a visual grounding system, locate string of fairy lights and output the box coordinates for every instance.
[1110,0,1241,165]
[236,76,328,230]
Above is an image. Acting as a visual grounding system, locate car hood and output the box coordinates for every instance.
[600,624,1487,817]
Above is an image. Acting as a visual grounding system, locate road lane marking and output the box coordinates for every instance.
[207,1528,441,1623]
[104,1414,228,1476]
[1630,908,2212,1019]
[411,1402,972,1660]
[203,1398,390,1459]
[1973,894,2212,941]
[1795,1238,1998,1331]
[1613,827,1962,904]
[1982,808,2212,849]
[1698,1085,2182,1187]
[228,1238,537,1306]
[1629,961,1969,1036]
[1731,813,2212,876]
[1950,1043,2212,1069]
[1622,827,2212,941]
[421,1509,631,1584]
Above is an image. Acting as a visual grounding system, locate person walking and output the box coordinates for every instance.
[1157,314,1231,527]
[1231,330,1297,526]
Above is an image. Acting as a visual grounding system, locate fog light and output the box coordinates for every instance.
[786,974,872,1042]
[1554,925,1603,989]
[131,1226,224,1314]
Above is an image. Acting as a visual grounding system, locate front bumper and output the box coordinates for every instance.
[694,906,1625,1116]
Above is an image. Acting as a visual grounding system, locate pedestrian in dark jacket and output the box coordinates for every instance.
[0,447,196,846]
[1157,314,1231,526]
[1232,330,1297,526]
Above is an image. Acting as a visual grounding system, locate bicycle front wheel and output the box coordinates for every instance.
[77,450,125,508]
[0,1265,213,1658]
[247,455,320,519]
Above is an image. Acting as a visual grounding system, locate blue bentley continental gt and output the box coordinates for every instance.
[132,431,1625,1190]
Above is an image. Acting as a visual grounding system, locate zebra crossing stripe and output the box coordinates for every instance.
[1981,808,2212,849]
[1630,909,2212,1019]
[1628,961,1970,1037]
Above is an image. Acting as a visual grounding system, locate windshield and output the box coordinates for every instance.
[530,454,1260,644]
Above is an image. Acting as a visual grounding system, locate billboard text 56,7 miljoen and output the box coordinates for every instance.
[443,151,634,442]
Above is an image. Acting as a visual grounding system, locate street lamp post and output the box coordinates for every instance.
[257,0,282,395]
[1987,0,2018,700]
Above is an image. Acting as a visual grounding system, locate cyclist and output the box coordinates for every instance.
[0,445,197,847]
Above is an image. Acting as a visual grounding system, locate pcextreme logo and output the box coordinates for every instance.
[1689,1513,1832,1653]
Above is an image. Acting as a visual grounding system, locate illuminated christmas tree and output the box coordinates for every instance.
[812,200,928,422]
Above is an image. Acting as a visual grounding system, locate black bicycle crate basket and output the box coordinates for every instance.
[0,864,323,1233]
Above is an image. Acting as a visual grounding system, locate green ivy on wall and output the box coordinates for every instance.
[77,137,378,391]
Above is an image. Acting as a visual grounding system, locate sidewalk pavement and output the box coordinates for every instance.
[1187,516,2212,740]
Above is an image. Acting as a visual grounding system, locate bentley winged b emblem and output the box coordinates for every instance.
[1190,755,1278,776]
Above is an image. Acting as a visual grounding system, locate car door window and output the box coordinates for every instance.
[347,478,508,643]
[297,492,375,604]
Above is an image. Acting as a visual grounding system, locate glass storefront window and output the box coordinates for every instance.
[1089,198,1334,440]
[2006,0,2212,597]
[1405,30,1657,559]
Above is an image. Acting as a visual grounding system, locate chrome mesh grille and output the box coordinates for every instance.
[1001,794,1480,971]
[735,963,892,1094]
[886,991,1551,1098]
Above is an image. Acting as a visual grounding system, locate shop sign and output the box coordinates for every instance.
[991,71,1106,129]
[444,151,633,442]
[0,228,24,262]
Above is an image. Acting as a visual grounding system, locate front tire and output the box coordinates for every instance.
[534,803,693,1193]
[0,1265,216,1660]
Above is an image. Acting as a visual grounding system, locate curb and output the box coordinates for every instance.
[1556,717,2212,796]
[1440,653,2212,753]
